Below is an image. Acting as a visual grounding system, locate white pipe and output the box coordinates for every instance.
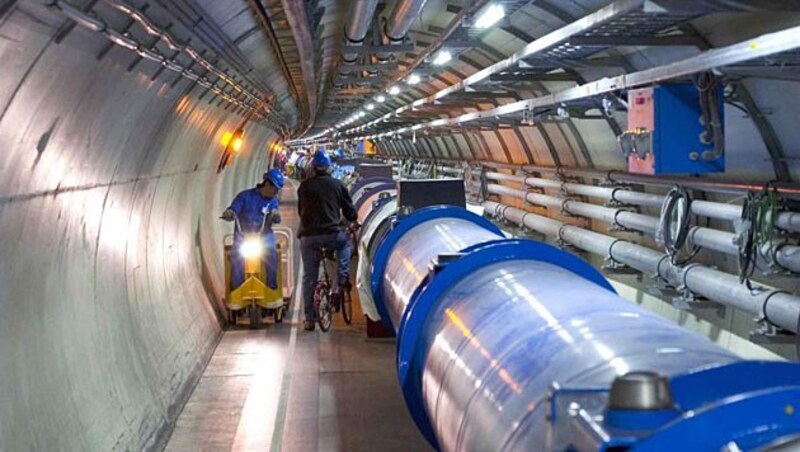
[484,183,800,273]
[482,171,800,233]
[483,201,800,334]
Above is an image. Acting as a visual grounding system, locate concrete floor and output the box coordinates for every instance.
[165,181,430,452]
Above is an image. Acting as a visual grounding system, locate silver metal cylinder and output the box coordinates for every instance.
[346,0,381,43]
[608,372,675,410]
[382,218,501,328]
[420,259,736,451]
[385,0,429,41]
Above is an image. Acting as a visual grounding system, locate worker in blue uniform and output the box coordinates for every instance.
[222,169,285,290]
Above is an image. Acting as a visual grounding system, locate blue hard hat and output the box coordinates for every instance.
[312,150,331,168]
[263,168,285,189]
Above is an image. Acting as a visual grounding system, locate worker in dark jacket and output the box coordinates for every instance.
[298,150,357,331]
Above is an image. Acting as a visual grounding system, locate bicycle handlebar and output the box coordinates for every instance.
[222,210,276,235]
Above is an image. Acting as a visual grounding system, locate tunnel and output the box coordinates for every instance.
[3,1,800,451]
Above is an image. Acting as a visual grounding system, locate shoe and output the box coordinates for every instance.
[303,320,316,331]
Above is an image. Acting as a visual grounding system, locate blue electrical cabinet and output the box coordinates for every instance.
[621,83,725,175]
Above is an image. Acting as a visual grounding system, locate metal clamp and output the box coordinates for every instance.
[560,199,577,217]
[608,209,640,234]
[750,292,797,343]
[679,263,702,293]
[519,213,535,232]
[654,255,672,285]
[602,239,637,274]
[556,224,580,253]
[760,289,791,330]
[598,170,620,188]
[606,187,633,208]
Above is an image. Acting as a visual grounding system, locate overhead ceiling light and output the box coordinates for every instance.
[432,50,452,66]
[388,86,401,95]
[358,111,366,118]
[366,103,375,110]
[407,73,421,85]
[474,4,505,29]
[376,95,386,103]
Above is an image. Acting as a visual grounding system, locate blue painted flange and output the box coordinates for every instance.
[348,176,394,196]
[357,194,396,245]
[353,182,396,213]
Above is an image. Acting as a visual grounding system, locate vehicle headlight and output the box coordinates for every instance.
[240,237,263,258]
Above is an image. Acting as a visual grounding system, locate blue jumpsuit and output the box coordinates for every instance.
[228,188,281,290]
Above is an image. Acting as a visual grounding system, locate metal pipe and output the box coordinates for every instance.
[342,0,381,64]
[346,0,381,44]
[436,166,462,176]
[519,163,800,199]
[395,159,800,203]
[484,201,800,334]
[385,0,429,42]
[484,170,800,233]
[280,0,318,124]
[485,182,800,273]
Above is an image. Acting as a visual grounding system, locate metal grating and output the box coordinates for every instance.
[520,10,701,69]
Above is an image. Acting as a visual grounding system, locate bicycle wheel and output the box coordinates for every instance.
[341,289,353,325]
[314,282,332,332]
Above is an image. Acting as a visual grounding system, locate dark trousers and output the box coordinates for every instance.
[300,230,351,321]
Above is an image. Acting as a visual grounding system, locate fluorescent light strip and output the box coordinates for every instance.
[474,4,505,29]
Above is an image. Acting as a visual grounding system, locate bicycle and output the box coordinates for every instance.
[313,247,353,332]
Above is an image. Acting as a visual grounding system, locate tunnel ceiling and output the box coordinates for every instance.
[280,0,800,183]
[38,0,800,181]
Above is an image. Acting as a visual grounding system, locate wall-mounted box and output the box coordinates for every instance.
[358,163,393,179]
[397,178,466,210]
[621,83,724,175]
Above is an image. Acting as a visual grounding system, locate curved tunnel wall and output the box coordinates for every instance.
[0,7,276,451]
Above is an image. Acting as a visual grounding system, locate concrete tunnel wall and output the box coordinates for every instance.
[0,6,277,451]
